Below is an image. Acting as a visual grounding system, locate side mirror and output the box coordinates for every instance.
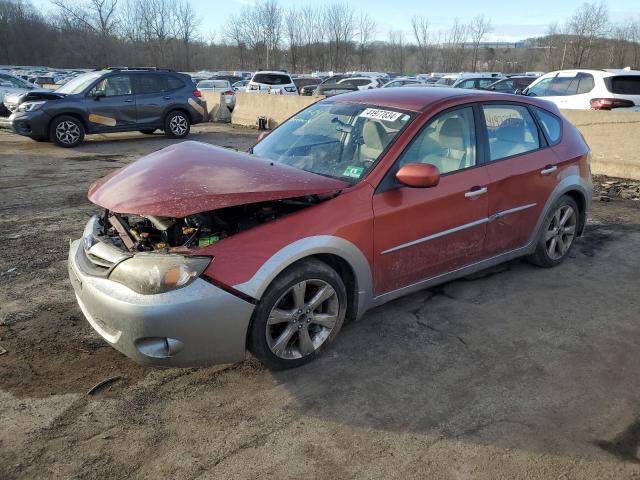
[93,90,106,100]
[257,131,270,142]
[396,163,440,188]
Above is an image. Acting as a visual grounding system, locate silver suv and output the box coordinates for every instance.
[246,71,298,95]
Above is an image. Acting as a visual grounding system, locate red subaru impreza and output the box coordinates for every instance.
[68,88,592,369]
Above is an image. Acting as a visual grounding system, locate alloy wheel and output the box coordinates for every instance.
[169,115,188,136]
[55,121,80,145]
[545,204,577,260]
[266,279,340,360]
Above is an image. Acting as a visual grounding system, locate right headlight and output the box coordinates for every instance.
[17,101,46,112]
[109,254,211,295]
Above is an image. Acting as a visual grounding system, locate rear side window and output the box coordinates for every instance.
[482,104,540,161]
[136,74,167,94]
[605,76,640,95]
[253,73,291,85]
[167,76,185,90]
[547,73,594,96]
[532,107,562,145]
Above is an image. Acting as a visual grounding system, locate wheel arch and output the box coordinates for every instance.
[48,112,88,135]
[233,236,374,321]
[165,106,195,124]
[563,188,587,235]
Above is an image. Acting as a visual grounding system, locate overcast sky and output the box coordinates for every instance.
[33,0,640,42]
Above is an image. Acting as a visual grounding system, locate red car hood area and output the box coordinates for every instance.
[88,141,350,217]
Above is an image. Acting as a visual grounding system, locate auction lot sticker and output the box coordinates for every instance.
[359,108,403,122]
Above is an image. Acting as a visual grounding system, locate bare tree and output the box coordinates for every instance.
[441,18,467,71]
[411,15,432,73]
[356,12,376,70]
[324,4,356,71]
[175,0,200,70]
[387,30,405,73]
[566,1,609,67]
[284,7,303,71]
[609,21,631,68]
[468,15,492,71]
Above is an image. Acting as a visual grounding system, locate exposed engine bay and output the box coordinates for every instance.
[100,195,328,252]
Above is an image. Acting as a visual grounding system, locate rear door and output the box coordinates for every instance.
[480,103,560,256]
[86,74,136,131]
[373,106,490,295]
[134,73,171,127]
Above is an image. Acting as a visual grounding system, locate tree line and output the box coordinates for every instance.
[1,0,639,73]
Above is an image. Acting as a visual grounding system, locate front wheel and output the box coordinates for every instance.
[248,259,347,370]
[528,195,579,267]
[164,111,190,138]
[50,115,85,148]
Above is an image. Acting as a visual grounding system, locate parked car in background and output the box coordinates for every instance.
[337,77,383,90]
[210,75,242,86]
[312,83,359,97]
[383,78,424,88]
[483,76,536,93]
[197,79,235,110]
[300,75,351,96]
[0,71,49,115]
[523,69,640,110]
[68,87,592,370]
[232,79,250,92]
[293,77,321,94]
[431,72,503,88]
[9,67,207,147]
[452,77,499,90]
[246,70,298,95]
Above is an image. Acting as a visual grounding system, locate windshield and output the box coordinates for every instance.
[252,102,413,183]
[57,71,103,94]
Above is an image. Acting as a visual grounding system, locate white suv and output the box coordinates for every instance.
[523,69,640,111]
[246,71,297,95]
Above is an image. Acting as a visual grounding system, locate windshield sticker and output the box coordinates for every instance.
[343,166,365,178]
[359,108,403,122]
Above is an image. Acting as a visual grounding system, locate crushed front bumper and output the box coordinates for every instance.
[68,238,255,367]
[9,110,50,138]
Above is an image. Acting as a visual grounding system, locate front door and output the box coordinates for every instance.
[373,106,490,295]
[86,74,137,131]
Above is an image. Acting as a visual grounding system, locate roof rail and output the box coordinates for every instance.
[105,67,174,72]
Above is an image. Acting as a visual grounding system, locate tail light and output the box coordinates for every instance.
[284,86,297,93]
[193,89,202,98]
[590,98,634,110]
[223,90,234,96]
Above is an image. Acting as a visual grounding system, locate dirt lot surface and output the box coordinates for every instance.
[1,125,640,479]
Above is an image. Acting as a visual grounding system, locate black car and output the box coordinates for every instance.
[482,76,537,93]
[299,75,351,96]
[9,67,207,147]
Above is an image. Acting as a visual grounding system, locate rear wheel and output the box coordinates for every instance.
[528,195,579,267]
[139,129,156,135]
[50,115,84,148]
[164,111,190,138]
[248,259,347,370]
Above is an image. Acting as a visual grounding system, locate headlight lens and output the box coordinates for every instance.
[17,101,46,112]
[109,254,211,294]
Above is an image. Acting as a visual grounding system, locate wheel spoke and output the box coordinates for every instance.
[267,308,292,325]
[559,207,573,227]
[291,281,306,309]
[312,313,338,330]
[556,235,566,254]
[545,228,556,241]
[548,237,557,256]
[306,285,335,311]
[553,209,561,227]
[298,327,314,356]
[563,225,576,235]
[272,325,296,356]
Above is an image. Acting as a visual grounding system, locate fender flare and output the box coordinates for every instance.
[233,235,374,320]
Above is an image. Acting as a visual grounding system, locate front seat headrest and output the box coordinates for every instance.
[439,117,465,151]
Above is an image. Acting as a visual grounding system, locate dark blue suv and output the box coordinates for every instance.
[9,67,207,147]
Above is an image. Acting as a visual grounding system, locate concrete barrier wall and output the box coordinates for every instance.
[561,109,640,180]
[200,91,230,123]
[231,92,323,129]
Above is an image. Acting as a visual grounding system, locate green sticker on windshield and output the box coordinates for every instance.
[343,166,364,178]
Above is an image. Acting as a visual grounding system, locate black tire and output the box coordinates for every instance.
[49,115,85,148]
[528,195,580,268]
[139,129,156,135]
[164,110,190,138]
[248,258,347,370]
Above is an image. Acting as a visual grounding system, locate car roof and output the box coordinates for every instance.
[328,87,488,112]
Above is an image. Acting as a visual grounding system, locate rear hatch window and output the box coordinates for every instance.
[253,73,291,85]
[605,76,640,95]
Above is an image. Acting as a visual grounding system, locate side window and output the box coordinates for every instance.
[526,77,554,97]
[397,107,476,174]
[532,107,562,145]
[90,75,133,97]
[136,74,167,94]
[576,73,594,94]
[167,76,185,90]
[482,104,540,161]
[458,79,475,89]
[478,79,494,88]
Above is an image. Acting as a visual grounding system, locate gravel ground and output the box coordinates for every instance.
[1,126,640,479]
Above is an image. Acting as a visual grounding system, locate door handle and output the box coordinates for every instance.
[465,186,488,198]
[124,99,134,103]
[540,165,557,175]
[163,96,171,100]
